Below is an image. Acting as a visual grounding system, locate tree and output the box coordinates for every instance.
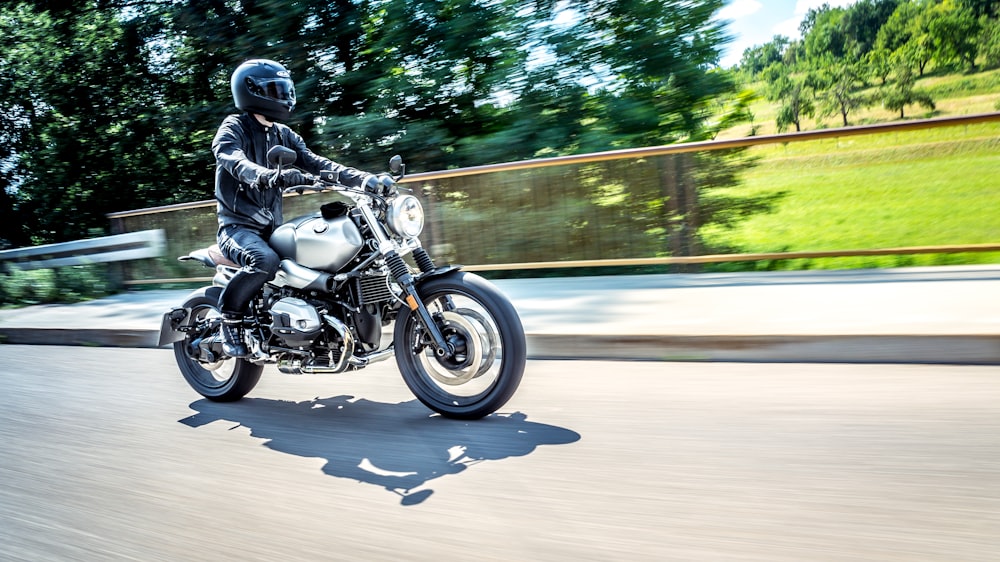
[817,62,869,126]
[866,47,895,84]
[803,5,849,61]
[841,0,902,57]
[875,1,921,53]
[880,64,935,117]
[980,14,1000,68]
[761,64,815,132]
[1,0,763,265]
[544,0,734,147]
[957,0,1000,17]
[739,36,790,76]
[926,1,981,70]
[0,3,174,244]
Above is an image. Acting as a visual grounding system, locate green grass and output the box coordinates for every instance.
[705,68,1000,270]
[701,122,1000,270]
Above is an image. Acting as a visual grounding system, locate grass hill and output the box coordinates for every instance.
[704,68,1000,271]
[718,68,1000,139]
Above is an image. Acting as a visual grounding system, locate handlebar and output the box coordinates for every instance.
[281,174,363,196]
[281,173,403,198]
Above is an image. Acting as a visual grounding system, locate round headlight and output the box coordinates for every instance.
[387,194,424,238]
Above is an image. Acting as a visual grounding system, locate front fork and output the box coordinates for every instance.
[357,202,456,358]
[385,248,455,358]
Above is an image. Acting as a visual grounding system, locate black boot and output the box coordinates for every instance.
[221,314,249,358]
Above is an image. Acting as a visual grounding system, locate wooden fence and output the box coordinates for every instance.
[107,112,1000,285]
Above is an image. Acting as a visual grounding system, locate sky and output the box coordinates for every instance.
[717,0,860,67]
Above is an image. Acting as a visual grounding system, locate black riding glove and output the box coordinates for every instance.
[279,169,309,188]
[256,169,309,189]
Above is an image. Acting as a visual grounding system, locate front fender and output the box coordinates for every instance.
[414,265,463,286]
[156,286,222,347]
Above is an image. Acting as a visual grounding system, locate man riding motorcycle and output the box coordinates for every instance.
[213,58,394,357]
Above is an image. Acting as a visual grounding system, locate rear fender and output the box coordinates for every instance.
[157,286,223,347]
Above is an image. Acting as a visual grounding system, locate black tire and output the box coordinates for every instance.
[393,271,526,420]
[173,294,263,402]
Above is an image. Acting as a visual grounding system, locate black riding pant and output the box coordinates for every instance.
[217,225,280,316]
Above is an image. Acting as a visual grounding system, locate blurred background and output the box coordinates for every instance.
[1,0,999,303]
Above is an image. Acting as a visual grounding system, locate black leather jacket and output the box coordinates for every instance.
[212,112,368,233]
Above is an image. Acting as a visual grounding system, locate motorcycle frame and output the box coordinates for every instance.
[159,184,460,365]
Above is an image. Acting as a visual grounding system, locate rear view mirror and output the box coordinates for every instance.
[389,155,404,175]
[267,146,297,167]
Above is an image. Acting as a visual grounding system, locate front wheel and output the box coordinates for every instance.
[394,271,526,420]
[173,293,263,402]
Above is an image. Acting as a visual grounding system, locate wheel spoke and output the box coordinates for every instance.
[173,295,262,401]
[411,292,504,400]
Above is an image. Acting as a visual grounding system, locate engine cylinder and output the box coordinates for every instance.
[269,297,322,347]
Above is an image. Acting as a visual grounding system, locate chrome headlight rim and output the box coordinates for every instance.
[387,194,425,238]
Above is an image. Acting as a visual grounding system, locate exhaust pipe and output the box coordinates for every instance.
[349,346,395,368]
[277,357,344,375]
[276,346,395,375]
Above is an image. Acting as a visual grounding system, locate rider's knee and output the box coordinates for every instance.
[257,249,280,276]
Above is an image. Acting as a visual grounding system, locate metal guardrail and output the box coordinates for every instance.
[0,229,166,272]
[106,112,1000,284]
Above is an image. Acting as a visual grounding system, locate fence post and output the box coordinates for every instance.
[107,217,126,290]
[659,153,701,272]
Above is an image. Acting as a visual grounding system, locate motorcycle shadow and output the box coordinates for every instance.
[179,395,580,505]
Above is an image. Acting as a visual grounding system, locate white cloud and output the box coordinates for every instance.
[793,0,858,18]
[776,0,860,39]
[718,0,762,21]
[773,17,802,38]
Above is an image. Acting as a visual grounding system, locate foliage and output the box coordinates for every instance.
[2,0,745,253]
[0,264,111,306]
[841,0,903,57]
[739,36,791,76]
[0,4,200,247]
[816,62,871,127]
[737,0,1000,131]
[760,64,815,132]
[925,0,981,70]
[879,64,936,117]
[980,15,1000,67]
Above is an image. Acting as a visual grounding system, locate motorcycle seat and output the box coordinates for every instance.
[179,245,239,268]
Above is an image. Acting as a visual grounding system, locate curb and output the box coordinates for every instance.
[526,334,1000,365]
[0,328,160,349]
[2,328,998,365]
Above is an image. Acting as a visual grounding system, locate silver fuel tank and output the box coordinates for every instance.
[270,213,365,273]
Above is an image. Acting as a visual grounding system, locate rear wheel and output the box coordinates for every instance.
[394,271,526,420]
[173,294,262,402]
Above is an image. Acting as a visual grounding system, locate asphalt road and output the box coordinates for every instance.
[1,346,998,561]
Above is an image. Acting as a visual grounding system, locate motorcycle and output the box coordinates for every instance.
[158,147,525,420]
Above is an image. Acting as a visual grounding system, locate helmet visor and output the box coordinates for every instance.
[245,76,295,102]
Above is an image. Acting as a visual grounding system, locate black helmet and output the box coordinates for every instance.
[230,59,296,122]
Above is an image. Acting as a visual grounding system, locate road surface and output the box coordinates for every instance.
[0,346,997,561]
